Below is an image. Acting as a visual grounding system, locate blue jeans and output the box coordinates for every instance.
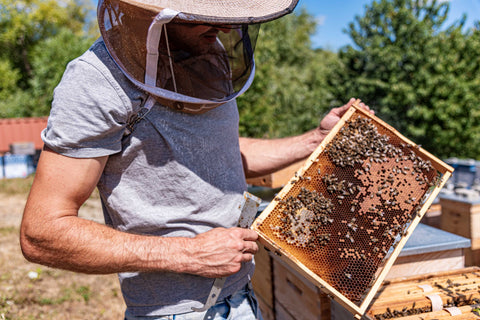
[124,283,263,320]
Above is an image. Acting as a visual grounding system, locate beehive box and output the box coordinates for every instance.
[273,259,331,320]
[252,101,454,319]
[366,267,480,319]
[252,243,275,320]
[247,160,306,188]
[252,244,332,320]
[439,194,480,266]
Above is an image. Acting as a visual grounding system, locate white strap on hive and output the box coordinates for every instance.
[417,284,433,293]
[426,294,443,312]
[444,307,462,316]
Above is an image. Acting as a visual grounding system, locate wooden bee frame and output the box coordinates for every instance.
[251,100,454,319]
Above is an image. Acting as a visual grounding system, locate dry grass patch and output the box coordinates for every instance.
[0,177,125,319]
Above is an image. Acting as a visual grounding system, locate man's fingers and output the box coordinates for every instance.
[234,228,258,241]
[241,241,258,254]
[355,99,375,115]
[241,252,254,262]
[336,97,356,113]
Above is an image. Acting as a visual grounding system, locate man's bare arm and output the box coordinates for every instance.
[20,148,258,277]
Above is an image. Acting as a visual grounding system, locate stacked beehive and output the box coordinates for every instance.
[366,267,480,320]
[440,195,480,266]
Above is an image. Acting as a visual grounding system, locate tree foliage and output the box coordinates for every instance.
[238,10,343,138]
[332,0,480,159]
[1,0,478,161]
[0,0,96,117]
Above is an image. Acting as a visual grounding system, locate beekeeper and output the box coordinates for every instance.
[20,0,371,319]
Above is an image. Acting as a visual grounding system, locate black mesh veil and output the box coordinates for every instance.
[98,0,260,113]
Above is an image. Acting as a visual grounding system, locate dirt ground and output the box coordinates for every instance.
[0,178,126,320]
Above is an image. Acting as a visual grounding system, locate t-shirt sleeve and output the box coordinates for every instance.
[42,56,132,158]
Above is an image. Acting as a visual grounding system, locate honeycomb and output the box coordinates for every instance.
[253,105,453,309]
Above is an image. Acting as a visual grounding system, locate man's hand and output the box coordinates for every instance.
[318,98,374,136]
[187,227,259,278]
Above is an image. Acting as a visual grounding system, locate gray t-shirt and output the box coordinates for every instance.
[42,39,253,316]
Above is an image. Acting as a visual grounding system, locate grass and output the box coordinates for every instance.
[0,179,124,319]
[0,174,101,199]
[0,227,16,236]
[0,175,34,196]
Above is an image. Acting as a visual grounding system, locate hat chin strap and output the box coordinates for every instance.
[145,9,178,88]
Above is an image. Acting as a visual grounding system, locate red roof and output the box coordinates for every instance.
[0,117,48,153]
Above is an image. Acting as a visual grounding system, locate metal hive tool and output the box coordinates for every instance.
[251,101,454,319]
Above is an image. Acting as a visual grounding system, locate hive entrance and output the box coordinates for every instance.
[252,103,453,318]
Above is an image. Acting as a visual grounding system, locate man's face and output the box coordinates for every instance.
[166,23,232,55]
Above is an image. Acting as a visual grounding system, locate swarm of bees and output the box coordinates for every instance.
[373,278,480,319]
[271,187,334,248]
[260,114,443,303]
[326,117,399,167]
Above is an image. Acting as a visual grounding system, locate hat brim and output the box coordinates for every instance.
[119,0,299,23]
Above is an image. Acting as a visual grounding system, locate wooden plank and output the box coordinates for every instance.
[368,292,480,316]
[386,304,480,320]
[247,160,306,188]
[465,247,480,267]
[366,267,480,319]
[472,238,480,250]
[373,268,480,298]
[440,199,480,240]
[252,244,274,310]
[439,198,480,267]
[370,280,480,304]
[385,249,465,280]
[422,203,442,228]
[273,260,328,320]
[256,296,275,320]
[275,302,296,320]
[381,266,480,285]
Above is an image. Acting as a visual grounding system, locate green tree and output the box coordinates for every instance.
[238,9,342,138]
[0,0,96,118]
[333,0,480,159]
[27,27,93,116]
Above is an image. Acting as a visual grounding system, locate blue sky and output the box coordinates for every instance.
[295,0,480,51]
[92,0,480,50]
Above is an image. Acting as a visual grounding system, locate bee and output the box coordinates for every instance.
[345,232,354,243]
